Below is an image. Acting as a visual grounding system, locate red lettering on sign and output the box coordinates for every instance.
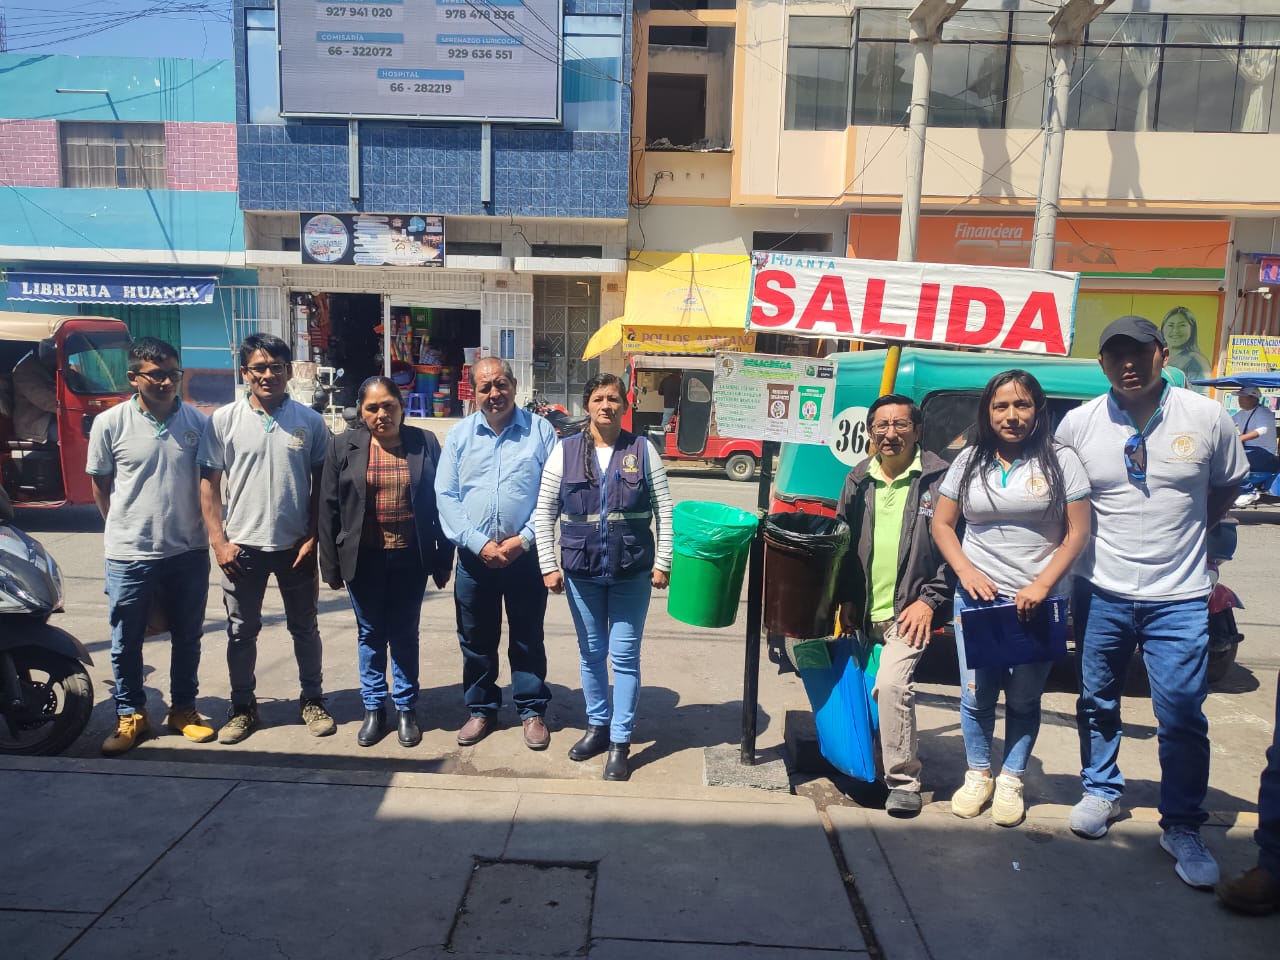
[749,270,796,327]
[1003,291,1065,353]
[946,286,1005,346]
[859,278,907,338]
[911,283,941,341]
[796,275,853,333]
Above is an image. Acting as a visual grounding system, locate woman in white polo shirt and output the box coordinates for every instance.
[932,370,1092,827]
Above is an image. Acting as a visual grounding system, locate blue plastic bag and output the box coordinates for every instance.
[796,634,880,783]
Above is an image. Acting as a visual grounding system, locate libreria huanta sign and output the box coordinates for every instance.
[747,252,1079,356]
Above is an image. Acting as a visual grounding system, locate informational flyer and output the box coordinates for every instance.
[279,0,561,122]
[710,352,836,446]
[1223,335,1280,411]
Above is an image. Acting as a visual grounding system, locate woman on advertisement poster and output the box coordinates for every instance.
[1162,306,1212,384]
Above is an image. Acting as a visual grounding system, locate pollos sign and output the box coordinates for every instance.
[747,253,1078,356]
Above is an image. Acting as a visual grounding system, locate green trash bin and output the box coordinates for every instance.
[667,501,758,628]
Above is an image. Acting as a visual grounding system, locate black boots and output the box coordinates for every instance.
[397,710,421,748]
[568,724,610,761]
[604,743,631,781]
[357,707,386,747]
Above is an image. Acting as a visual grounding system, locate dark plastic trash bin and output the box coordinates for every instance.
[667,501,758,628]
[763,512,851,638]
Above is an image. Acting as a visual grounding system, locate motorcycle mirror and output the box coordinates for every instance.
[335,368,345,378]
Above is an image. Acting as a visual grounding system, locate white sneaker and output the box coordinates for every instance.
[1069,794,1121,839]
[1234,491,1261,508]
[991,774,1025,827]
[951,770,994,818]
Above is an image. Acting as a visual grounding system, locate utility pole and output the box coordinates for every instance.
[1030,0,1113,271]
[881,0,966,396]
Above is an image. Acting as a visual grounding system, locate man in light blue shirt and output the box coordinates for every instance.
[436,357,559,751]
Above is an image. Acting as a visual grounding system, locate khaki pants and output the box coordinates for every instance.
[869,618,926,793]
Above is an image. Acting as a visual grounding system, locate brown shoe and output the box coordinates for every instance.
[457,714,496,746]
[522,716,550,751]
[1217,866,1280,915]
[102,711,150,757]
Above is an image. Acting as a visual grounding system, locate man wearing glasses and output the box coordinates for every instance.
[88,337,213,755]
[198,334,335,744]
[836,394,954,817]
[435,357,558,750]
[1055,316,1248,889]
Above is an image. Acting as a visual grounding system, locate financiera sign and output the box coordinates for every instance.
[747,253,1079,355]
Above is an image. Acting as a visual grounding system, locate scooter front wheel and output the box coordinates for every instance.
[0,647,93,756]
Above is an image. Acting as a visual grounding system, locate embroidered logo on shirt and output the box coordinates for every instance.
[1170,433,1201,461]
[1025,474,1049,499]
[182,429,199,448]
[622,453,640,474]
[289,428,307,450]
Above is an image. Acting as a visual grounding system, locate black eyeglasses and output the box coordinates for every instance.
[133,369,184,384]
[1124,433,1147,481]
[245,362,288,377]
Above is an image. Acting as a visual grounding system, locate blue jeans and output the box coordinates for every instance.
[453,549,549,719]
[105,550,210,716]
[347,547,428,710]
[953,588,1053,776]
[564,574,651,744]
[1073,579,1210,829]
[1257,673,1280,876]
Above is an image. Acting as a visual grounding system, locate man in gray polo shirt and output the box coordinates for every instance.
[199,334,334,743]
[1055,315,1248,890]
[88,337,212,756]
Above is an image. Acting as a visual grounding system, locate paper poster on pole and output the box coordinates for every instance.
[747,252,1079,355]
[711,352,835,445]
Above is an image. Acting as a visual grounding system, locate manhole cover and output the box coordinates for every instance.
[448,859,596,956]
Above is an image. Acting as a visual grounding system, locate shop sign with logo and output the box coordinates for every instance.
[711,351,835,445]
[299,213,444,266]
[621,325,755,355]
[1260,257,1280,285]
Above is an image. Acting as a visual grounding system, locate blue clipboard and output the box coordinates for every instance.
[959,595,1068,669]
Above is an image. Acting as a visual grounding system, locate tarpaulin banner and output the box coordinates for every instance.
[6,272,217,306]
[747,252,1079,356]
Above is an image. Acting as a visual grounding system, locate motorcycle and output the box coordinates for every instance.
[524,391,587,438]
[0,486,94,754]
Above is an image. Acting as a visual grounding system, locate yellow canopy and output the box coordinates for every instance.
[582,251,754,359]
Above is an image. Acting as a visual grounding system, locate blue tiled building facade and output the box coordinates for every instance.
[234,0,632,410]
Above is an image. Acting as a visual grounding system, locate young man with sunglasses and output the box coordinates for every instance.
[835,394,954,817]
[1055,315,1248,889]
[88,337,213,755]
[198,334,335,744]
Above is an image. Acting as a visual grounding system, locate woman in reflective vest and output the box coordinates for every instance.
[533,373,673,781]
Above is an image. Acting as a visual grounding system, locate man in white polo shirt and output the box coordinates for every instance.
[199,334,334,744]
[1231,385,1279,507]
[1056,315,1248,890]
[88,337,212,755]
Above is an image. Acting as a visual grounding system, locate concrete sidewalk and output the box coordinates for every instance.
[4,755,1277,960]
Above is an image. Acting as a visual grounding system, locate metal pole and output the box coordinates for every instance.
[740,438,777,765]
[1030,45,1072,271]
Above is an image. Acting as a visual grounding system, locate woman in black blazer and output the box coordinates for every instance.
[319,377,454,748]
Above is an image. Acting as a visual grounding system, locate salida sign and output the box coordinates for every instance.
[747,253,1079,355]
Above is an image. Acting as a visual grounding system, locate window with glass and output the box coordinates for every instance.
[246,7,284,125]
[785,17,853,131]
[564,16,624,132]
[792,10,1280,134]
[59,123,166,189]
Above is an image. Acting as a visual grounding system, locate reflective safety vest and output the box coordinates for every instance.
[558,431,654,579]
